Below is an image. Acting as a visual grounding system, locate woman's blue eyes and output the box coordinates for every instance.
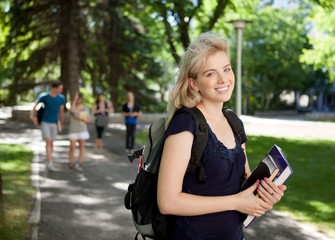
[206,68,231,77]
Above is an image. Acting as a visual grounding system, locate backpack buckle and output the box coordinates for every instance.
[128,148,144,163]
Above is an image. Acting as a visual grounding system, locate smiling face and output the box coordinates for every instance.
[189,50,235,105]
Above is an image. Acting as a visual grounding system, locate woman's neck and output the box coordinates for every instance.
[196,102,224,120]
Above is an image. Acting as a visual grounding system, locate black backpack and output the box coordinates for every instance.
[124,107,243,240]
[37,102,45,125]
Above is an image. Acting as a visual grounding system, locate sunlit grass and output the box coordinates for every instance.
[246,135,335,239]
[0,144,35,240]
[136,131,335,238]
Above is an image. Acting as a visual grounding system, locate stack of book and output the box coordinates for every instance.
[241,144,293,228]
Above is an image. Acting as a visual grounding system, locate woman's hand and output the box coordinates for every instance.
[235,180,273,217]
[257,177,287,205]
[83,117,90,124]
[236,179,287,217]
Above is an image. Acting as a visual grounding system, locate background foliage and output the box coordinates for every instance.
[0,0,334,112]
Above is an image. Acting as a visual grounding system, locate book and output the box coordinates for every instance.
[79,112,88,124]
[240,144,293,228]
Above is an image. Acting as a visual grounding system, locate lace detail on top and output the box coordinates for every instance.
[203,124,244,164]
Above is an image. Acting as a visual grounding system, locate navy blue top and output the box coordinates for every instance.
[165,112,247,240]
[122,103,140,125]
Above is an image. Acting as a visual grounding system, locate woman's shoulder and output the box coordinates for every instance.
[166,112,197,137]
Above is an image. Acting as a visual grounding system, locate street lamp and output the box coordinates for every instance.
[228,19,251,116]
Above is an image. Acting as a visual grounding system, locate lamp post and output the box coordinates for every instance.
[228,19,251,116]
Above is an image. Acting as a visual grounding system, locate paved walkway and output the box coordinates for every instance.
[0,108,334,240]
[241,114,335,141]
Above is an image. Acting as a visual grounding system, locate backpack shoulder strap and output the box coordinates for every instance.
[222,107,244,144]
[175,107,208,184]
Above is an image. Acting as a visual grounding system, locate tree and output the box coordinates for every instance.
[0,0,83,104]
[82,0,163,111]
[145,0,233,64]
[139,0,259,112]
[59,0,81,101]
[300,4,335,82]
[0,0,164,110]
[241,6,322,112]
[2,0,327,113]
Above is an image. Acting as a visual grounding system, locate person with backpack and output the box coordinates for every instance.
[30,80,65,171]
[156,31,287,240]
[92,93,113,153]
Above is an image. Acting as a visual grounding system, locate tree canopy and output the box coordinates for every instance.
[0,0,333,113]
[240,5,327,112]
[300,4,335,82]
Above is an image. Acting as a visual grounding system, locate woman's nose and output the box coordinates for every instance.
[217,72,227,83]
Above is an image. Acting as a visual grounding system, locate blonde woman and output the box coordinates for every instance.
[157,32,287,239]
[122,92,142,153]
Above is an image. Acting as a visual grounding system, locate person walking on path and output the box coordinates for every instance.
[30,80,65,171]
[92,93,113,153]
[122,91,142,153]
[67,92,90,171]
[157,31,287,239]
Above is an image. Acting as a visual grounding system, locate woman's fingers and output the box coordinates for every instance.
[257,178,284,204]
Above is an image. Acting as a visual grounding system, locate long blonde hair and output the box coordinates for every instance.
[165,31,230,128]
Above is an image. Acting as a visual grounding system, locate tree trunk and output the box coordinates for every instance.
[107,1,119,111]
[264,93,273,112]
[59,0,80,103]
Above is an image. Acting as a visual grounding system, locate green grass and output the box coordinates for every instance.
[136,130,149,145]
[246,135,335,238]
[0,144,35,240]
[136,131,335,238]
